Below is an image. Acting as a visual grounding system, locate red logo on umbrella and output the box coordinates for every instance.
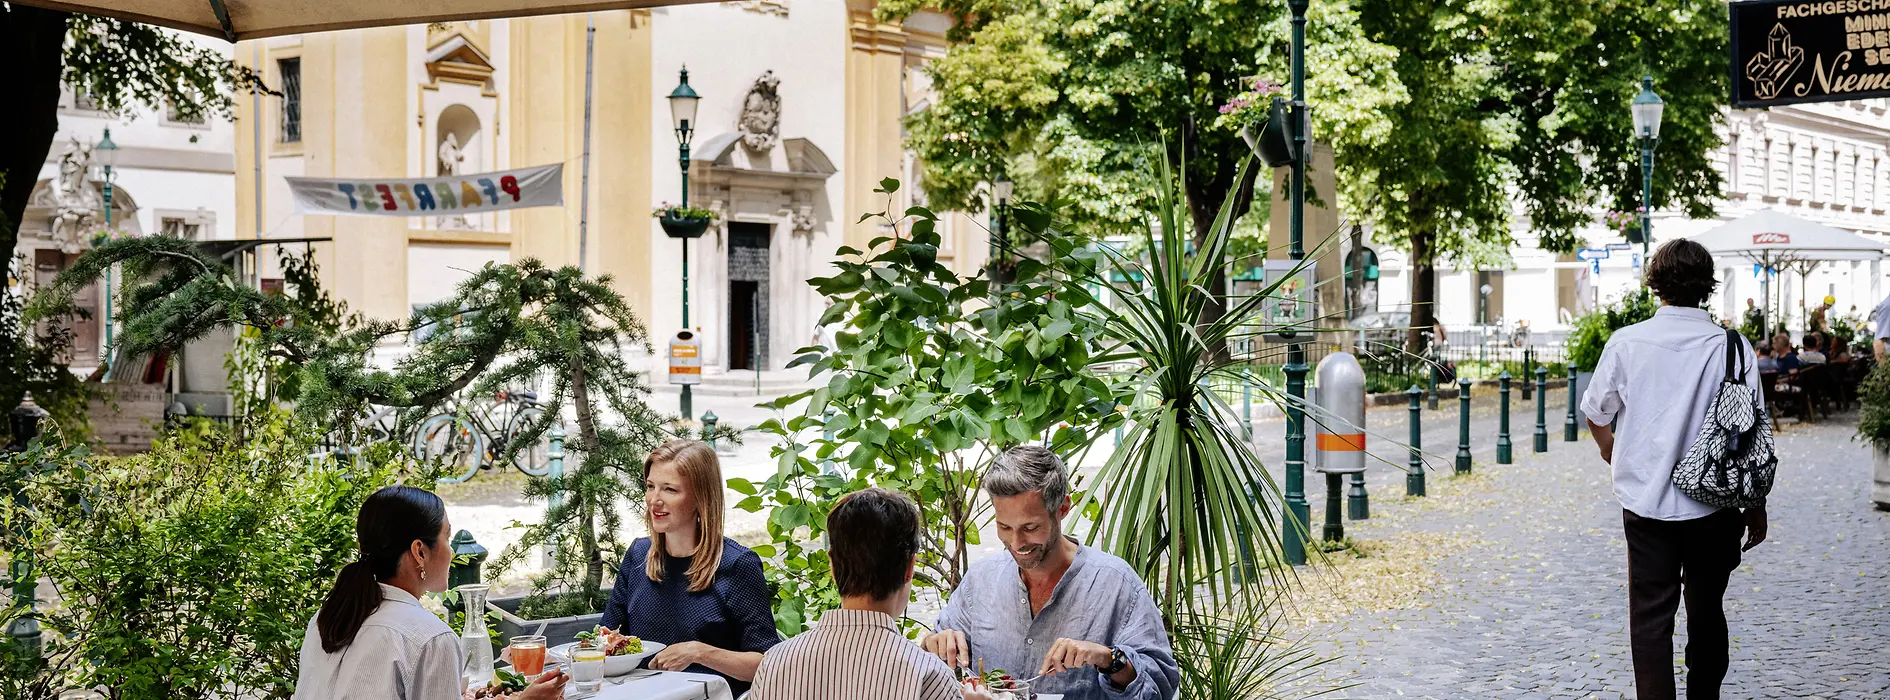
[1752,232,1791,245]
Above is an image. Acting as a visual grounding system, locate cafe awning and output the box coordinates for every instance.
[8,0,715,42]
[1686,208,1889,266]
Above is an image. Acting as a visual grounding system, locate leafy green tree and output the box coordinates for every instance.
[0,9,262,266]
[880,0,1402,334]
[746,181,1121,634]
[1348,0,1727,351]
[1,254,88,445]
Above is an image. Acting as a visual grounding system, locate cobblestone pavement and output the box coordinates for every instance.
[1291,416,1890,699]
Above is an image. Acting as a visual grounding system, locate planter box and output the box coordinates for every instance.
[1875,446,1890,511]
[488,594,606,649]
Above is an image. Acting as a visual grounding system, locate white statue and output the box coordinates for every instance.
[438,132,465,176]
[738,71,782,152]
[437,132,471,229]
[50,137,98,254]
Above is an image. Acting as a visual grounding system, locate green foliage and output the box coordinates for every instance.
[1566,288,1659,372]
[747,180,1121,634]
[884,0,1401,238]
[1054,156,1296,618]
[60,16,268,124]
[1858,361,1890,452]
[1,256,89,446]
[0,416,418,700]
[651,204,719,220]
[1170,593,1346,700]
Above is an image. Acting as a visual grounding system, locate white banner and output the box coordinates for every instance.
[287,163,564,216]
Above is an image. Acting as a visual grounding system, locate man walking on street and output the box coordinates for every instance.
[1581,239,1768,700]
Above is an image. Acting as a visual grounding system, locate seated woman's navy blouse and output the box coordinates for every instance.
[599,537,780,695]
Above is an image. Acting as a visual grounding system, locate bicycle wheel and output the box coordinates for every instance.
[507,407,555,477]
[417,414,486,483]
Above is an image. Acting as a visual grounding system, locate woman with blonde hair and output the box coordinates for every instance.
[599,439,779,695]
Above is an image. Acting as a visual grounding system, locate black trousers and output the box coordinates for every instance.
[1622,507,1744,700]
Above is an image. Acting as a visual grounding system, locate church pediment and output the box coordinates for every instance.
[425,34,495,87]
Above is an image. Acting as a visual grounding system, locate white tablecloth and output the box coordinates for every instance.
[566,669,734,700]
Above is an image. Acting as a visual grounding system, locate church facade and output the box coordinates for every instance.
[235,1,981,375]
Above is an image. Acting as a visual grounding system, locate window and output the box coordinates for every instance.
[160,217,202,240]
[165,102,207,126]
[278,58,302,143]
[70,85,101,112]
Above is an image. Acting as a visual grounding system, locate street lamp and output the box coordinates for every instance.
[990,176,1013,261]
[668,67,701,419]
[96,128,120,358]
[1631,76,1664,266]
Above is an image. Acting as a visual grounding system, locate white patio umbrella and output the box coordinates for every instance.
[8,0,712,41]
[1687,208,1888,334]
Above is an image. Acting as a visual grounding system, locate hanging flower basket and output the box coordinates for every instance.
[1623,225,1645,245]
[1605,208,1646,245]
[654,203,716,239]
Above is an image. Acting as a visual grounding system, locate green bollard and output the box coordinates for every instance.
[1407,385,1425,496]
[1522,347,1534,402]
[1323,472,1346,542]
[1456,378,1473,474]
[1427,349,1440,411]
[701,411,719,451]
[446,529,488,616]
[1534,365,1549,453]
[1497,372,1513,465]
[1564,363,1580,442]
[1348,470,1370,520]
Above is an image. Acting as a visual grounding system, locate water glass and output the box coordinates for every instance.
[570,646,607,694]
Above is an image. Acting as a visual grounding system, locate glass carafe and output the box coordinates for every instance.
[457,584,495,687]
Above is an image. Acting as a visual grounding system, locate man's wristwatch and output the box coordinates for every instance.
[1100,646,1129,675]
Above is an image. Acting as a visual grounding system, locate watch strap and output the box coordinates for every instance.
[1101,646,1129,675]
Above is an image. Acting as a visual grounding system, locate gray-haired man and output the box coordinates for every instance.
[920,446,1179,700]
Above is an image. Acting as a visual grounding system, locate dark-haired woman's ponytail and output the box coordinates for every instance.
[316,560,385,653]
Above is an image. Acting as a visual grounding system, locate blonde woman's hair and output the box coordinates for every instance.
[643,439,725,593]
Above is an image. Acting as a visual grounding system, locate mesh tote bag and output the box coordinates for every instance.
[1671,328,1777,509]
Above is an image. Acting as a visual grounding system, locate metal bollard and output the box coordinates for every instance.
[1242,380,1254,442]
[701,411,719,451]
[7,399,48,662]
[1533,365,1549,453]
[1564,364,1580,442]
[447,529,488,615]
[1313,353,1367,539]
[1497,372,1513,465]
[1406,385,1425,497]
[1456,377,1473,474]
[1522,347,1534,402]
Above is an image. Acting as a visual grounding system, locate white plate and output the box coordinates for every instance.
[548,640,666,677]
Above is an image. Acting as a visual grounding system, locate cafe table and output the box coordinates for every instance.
[560,668,734,700]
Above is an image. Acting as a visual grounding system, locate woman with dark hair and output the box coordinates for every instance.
[599,439,779,695]
[293,486,566,699]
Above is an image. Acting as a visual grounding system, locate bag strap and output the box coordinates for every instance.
[1723,328,1745,384]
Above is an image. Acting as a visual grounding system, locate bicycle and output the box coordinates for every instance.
[318,404,401,458]
[415,389,557,483]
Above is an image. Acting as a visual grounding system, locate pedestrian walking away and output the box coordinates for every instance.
[1579,239,1770,700]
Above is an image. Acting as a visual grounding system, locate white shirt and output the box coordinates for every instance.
[750,608,960,700]
[1581,306,1761,521]
[293,583,464,700]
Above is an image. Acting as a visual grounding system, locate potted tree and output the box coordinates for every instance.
[1857,361,1890,510]
[654,203,717,239]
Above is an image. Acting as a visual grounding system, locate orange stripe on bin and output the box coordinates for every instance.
[1316,433,1366,451]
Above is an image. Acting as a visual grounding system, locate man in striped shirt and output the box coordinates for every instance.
[750,488,994,700]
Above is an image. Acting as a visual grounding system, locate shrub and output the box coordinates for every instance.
[1565,288,1658,372]
[1857,361,1890,452]
[0,418,419,699]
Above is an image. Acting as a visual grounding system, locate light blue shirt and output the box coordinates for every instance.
[936,541,1178,700]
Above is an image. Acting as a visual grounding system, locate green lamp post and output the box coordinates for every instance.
[1280,0,1313,566]
[668,68,701,419]
[1631,76,1664,267]
[97,128,120,359]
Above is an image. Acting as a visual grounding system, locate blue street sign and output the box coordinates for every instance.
[1605,242,1633,252]
[1576,248,1611,261]
[1591,259,1602,275]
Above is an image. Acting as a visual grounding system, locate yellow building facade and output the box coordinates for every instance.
[234,1,983,373]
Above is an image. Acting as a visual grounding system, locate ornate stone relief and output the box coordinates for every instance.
[730,0,789,17]
[48,137,100,254]
[738,71,782,152]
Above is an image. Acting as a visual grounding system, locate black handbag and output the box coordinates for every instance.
[1670,328,1777,509]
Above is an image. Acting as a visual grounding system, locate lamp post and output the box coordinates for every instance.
[97,128,120,359]
[1281,0,1312,566]
[1631,76,1664,266]
[668,68,701,419]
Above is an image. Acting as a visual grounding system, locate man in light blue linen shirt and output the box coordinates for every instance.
[921,446,1179,700]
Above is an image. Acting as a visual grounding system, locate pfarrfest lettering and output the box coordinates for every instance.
[336,175,523,213]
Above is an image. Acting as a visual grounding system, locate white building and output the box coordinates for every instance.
[1361,99,1890,338]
